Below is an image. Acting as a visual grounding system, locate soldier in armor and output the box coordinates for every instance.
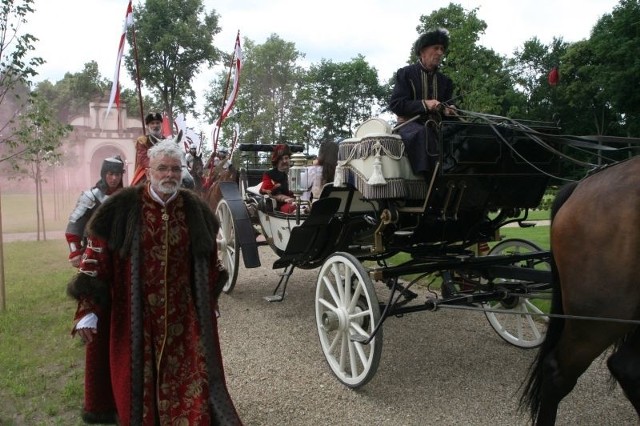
[213,147,229,168]
[185,142,200,173]
[65,155,126,267]
[64,155,125,423]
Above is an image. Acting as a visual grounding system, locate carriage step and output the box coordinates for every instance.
[394,230,414,237]
[264,293,286,302]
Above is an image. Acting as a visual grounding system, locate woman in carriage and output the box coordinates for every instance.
[302,140,339,203]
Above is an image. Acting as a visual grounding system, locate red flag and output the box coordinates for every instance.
[105,0,134,121]
[161,112,172,137]
[548,66,559,86]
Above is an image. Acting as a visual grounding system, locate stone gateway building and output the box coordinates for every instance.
[64,100,143,189]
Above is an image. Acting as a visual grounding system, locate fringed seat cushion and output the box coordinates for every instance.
[336,132,427,200]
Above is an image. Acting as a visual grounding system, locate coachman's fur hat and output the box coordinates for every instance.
[271,144,291,166]
[414,28,450,56]
[145,112,163,125]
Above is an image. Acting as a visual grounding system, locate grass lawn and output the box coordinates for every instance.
[1,193,76,234]
[0,241,84,425]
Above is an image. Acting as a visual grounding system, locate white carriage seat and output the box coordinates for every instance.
[246,181,263,195]
[245,181,276,213]
[355,117,393,138]
[246,180,310,216]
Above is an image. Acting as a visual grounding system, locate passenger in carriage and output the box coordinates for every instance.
[260,143,297,214]
[302,140,339,203]
[389,28,458,177]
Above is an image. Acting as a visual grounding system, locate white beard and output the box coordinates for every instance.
[150,175,180,195]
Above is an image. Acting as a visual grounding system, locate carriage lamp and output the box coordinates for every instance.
[288,152,308,196]
[288,152,309,222]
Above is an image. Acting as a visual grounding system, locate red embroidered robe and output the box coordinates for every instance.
[69,186,242,425]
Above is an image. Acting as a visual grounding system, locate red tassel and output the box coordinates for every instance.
[548,67,559,86]
[161,112,172,137]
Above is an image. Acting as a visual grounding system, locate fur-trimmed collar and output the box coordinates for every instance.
[86,185,218,258]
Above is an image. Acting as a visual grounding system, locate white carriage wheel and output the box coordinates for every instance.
[483,238,550,348]
[215,199,239,293]
[315,252,382,388]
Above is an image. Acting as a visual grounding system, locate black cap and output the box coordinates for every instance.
[414,28,450,56]
[145,112,163,125]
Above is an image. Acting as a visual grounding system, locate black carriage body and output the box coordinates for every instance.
[437,121,558,210]
[269,120,561,267]
[238,143,306,187]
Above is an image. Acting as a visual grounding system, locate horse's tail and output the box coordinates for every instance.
[519,181,578,421]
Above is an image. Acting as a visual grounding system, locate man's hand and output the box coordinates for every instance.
[423,99,441,112]
[69,254,82,268]
[76,327,97,344]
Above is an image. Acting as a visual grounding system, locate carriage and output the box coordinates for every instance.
[211,114,572,388]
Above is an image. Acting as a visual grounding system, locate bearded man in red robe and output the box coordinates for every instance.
[68,139,242,425]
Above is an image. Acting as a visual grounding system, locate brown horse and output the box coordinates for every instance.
[202,161,238,214]
[520,156,640,425]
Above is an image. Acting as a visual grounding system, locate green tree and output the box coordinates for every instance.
[0,0,44,156]
[124,0,222,127]
[9,94,71,240]
[549,40,617,136]
[509,37,569,121]
[35,61,109,122]
[121,87,160,121]
[308,56,386,142]
[207,35,305,146]
[415,4,515,115]
[589,0,640,136]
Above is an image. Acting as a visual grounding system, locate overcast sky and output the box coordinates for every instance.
[22,0,620,122]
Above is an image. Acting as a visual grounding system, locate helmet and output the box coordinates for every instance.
[100,155,125,181]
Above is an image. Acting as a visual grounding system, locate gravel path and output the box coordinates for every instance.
[4,229,636,425]
[217,246,637,426]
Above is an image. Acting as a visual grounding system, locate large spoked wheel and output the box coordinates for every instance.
[315,252,382,388]
[483,238,550,348]
[215,199,239,293]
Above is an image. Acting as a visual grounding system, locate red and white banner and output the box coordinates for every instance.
[219,32,243,124]
[212,31,243,153]
[105,0,134,121]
